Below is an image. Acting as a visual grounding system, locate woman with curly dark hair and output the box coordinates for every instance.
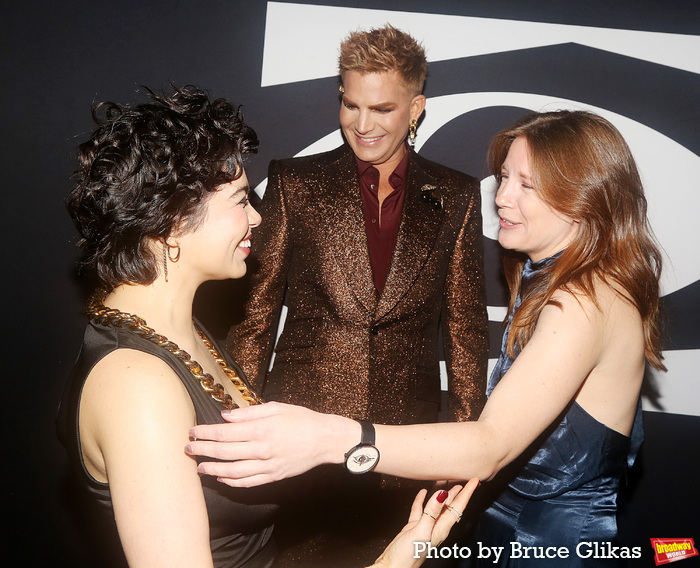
[58,86,475,568]
[58,85,275,568]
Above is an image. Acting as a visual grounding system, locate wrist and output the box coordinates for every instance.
[322,414,361,465]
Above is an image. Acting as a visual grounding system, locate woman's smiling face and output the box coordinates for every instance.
[175,172,261,283]
[495,136,579,262]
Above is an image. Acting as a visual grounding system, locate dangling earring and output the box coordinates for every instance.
[162,241,181,282]
[409,119,418,148]
[162,241,168,282]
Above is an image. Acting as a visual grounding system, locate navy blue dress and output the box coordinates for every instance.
[463,255,643,567]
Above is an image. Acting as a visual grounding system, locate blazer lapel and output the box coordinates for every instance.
[323,148,378,314]
[376,156,445,319]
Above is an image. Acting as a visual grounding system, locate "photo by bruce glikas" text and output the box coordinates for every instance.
[413,541,642,562]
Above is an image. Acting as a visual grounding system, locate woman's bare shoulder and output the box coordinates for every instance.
[86,348,189,397]
[81,348,195,440]
[550,277,635,322]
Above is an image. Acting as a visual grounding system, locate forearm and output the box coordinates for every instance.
[371,421,501,481]
[319,415,501,482]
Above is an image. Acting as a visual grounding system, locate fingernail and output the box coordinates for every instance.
[222,409,232,416]
[184,444,193,454]
[437,490,448,503]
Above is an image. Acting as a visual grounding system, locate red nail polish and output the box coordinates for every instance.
[437,490,448,503]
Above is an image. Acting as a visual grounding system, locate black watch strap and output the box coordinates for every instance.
[357,419,375,446]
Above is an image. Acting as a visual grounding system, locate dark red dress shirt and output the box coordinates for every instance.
[355,148,410,293]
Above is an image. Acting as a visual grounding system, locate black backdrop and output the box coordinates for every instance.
[2,1,699,566]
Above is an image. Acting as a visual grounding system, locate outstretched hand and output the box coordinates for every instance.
[185,402,356,487]
[371,479,479,568]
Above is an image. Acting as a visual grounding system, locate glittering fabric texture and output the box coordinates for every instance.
[226,144,488,567]
[228,144,488,425]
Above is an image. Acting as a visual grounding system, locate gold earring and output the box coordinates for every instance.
[167,243,181,263]
[163,241,180,282]
[162,241,168,282]
[338,85,345,94]
[409,120,418,148]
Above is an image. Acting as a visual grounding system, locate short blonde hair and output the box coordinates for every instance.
[338,24,427,95]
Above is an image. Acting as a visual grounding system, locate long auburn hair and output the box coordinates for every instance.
[490,110,665,370]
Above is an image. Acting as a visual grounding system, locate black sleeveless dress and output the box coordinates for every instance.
[57,320,278,568]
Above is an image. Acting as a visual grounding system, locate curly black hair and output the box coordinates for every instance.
[66,85,258,289]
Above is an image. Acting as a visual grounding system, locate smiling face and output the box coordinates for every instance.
[496,137,579,262]
[339,70,425,174]
[175,172,261,283]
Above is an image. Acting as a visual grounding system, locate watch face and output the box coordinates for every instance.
[346,445,380,474]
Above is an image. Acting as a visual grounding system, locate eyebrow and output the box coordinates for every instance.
[230,185,251,198]
[501,165,532,182]
[343,95,396,110]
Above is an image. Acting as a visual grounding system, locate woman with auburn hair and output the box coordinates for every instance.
[188,110,666,566]
[57,85,475,568]
[492,111,664,372]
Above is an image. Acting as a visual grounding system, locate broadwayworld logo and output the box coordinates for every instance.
[651,538,699,565]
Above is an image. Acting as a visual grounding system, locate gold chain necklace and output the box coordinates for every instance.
[86,291,264,410]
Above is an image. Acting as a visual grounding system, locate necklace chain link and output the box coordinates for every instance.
[86,291,264,410]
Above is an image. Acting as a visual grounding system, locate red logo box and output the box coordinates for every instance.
[651,538,699,565]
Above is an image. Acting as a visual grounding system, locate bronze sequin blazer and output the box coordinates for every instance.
[228,145,487,424]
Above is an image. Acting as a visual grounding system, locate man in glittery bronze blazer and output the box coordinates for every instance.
[228,25,487,426]
[226,25,488,566]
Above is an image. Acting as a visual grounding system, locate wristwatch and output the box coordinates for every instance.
[344,420,380,474]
